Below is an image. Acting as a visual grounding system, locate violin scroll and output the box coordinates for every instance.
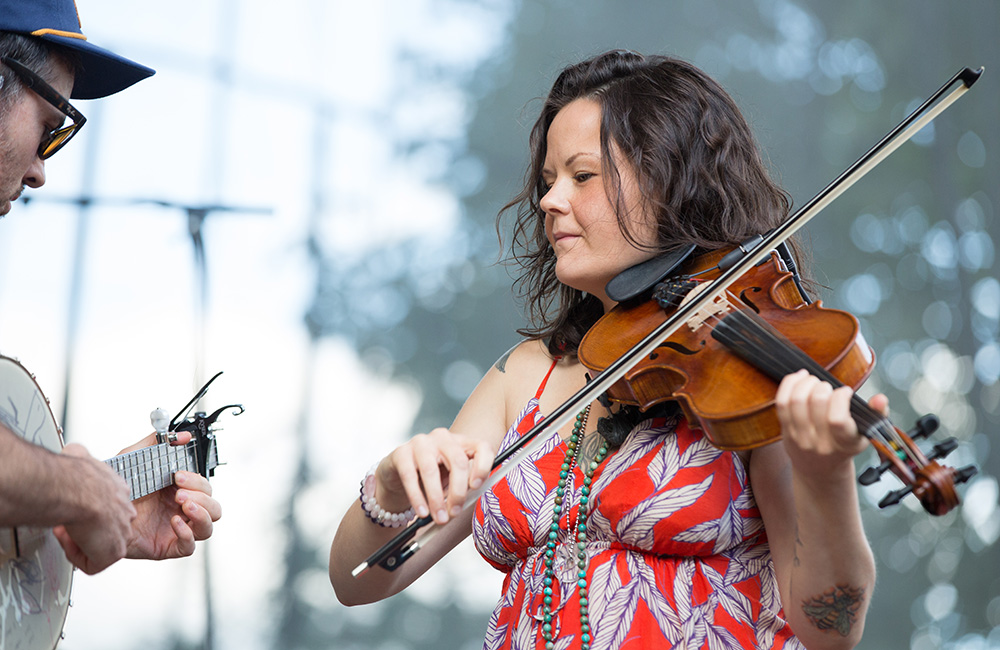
[857,415,938,485]
[858,414,977,516]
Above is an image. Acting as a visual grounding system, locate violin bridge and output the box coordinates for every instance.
[686,293,732,331]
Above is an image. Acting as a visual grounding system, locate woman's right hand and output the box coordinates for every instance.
[376,428,496,525]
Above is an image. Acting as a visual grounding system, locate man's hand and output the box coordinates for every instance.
[119,431,223,560]
[51,444,136,575]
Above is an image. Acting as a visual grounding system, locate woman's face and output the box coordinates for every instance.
[540,98,658,310]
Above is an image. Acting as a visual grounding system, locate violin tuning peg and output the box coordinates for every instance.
[928,437,959,461]
[954,465,978,485]
[859,458,895,486]
[878,485,913,509]
[859,464,886,486]
[910,414,940,441]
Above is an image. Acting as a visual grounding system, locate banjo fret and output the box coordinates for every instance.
[106,442,200,499]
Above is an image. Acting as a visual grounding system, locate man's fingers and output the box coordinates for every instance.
[170,514,199,556]
[175,471,212,497]
[177,488,222,528]
[53,525,111,575]
[169,431,193,446]
[60,443,91,459]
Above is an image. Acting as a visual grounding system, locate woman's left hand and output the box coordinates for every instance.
[775,369,882,482]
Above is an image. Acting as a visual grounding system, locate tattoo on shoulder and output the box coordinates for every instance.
[494,345,517,373]
[802,584,866,637]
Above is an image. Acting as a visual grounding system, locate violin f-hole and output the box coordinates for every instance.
[652,341,704,358]
[738,287,764,313]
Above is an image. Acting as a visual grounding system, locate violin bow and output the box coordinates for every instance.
[353,65,984,577]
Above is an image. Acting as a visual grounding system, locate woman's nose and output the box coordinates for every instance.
[539,181,568,216]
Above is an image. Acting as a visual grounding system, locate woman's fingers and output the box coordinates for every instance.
[441,445,472,519]
[380,430,496,526]
[776,370,821,440]
[776,370,871,460]
[827,384,858,440]
[387,441,431,519]
[469,439,496,490]
[414,432,452,524]
[867,392,889,417]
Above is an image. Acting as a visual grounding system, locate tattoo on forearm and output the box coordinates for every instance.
[802,584,865,637]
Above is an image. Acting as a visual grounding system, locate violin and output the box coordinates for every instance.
[353,65,984,576]
[579,248,977,515]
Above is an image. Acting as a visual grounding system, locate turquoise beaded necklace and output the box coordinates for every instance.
[542,404,610,650]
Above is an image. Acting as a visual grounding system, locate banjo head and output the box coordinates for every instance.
[0,355,73,649]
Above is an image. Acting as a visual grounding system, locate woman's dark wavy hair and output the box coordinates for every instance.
[500,50,796,357]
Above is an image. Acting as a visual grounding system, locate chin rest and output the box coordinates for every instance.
[605,244,697,303]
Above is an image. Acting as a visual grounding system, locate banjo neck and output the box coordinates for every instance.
[105,441,202,500]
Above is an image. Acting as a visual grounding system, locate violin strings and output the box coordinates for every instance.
[657,282,901,441]
[726,303,913,458]
[695,291,918,466]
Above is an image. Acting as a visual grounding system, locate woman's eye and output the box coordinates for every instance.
[574,172,594,183]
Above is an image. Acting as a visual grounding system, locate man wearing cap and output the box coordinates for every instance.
[0,0,221,575]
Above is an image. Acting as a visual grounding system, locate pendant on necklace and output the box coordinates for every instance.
[579,431,603,467]
[555,533,587,578]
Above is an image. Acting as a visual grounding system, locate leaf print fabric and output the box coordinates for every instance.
[472,363,802,649]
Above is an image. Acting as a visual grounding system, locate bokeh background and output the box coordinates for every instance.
[0,0,997,648]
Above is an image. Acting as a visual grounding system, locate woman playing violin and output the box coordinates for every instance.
[330,50,878,650]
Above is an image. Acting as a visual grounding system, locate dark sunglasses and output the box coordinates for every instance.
[1,55,87,160]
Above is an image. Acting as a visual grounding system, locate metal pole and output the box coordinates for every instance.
[197,2,240,647]
[60,101,104,438]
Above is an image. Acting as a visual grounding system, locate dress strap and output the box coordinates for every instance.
[534,356,561,400]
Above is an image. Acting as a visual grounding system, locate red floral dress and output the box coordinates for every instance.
[472,361,802,650]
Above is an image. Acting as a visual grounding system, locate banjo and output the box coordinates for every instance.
[0,354,239,649]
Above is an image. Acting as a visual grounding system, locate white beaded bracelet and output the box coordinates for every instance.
[359,467,416,528]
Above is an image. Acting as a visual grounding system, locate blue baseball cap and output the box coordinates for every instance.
[0,0,154,99]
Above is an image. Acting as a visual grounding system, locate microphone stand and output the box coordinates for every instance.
[23,192,269,650]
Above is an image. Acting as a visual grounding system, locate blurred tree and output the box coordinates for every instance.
[286,1,999,648]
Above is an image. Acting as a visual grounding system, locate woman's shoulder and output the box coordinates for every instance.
[494,340,595,412]
[489,339,559,414]
[493,338,555,375]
